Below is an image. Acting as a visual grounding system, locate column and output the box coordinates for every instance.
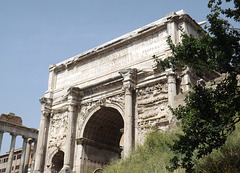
[24,138,33,173]
[30,139,37,173]
[19,137,28,173]
[183,73,191,91]
[182,68,191,92]
[75,144,84,173]
[0,131,3,152]
[167,71,177,108]
[61,87,82,173]
[6,133,17,173]
[119,68,137,157]
[34,97,52,173]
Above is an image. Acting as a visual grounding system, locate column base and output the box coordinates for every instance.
[59,165,72,173]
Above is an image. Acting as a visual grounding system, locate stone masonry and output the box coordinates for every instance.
[0,113,38,173]
[34,10,206,173]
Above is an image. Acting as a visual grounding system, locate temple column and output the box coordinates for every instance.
[19,137,28,173]
[61,87,82,173]
[0,131,3,152]
[119,68,137,157]
[30,139,37,173]
[24,138,33,173]
[167,71,177,109]
[6,133,17,173]
[34,97,52,173]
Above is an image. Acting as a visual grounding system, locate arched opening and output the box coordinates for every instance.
[81,107,124,172]
[51,150,64,173]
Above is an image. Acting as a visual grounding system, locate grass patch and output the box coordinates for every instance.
[102,129,184,173]
[102,122,240,173]
[194,122,240,173]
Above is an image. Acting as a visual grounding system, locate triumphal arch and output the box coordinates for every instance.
[33,10,204,173]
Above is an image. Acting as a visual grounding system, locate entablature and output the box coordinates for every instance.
[0,120,38,139]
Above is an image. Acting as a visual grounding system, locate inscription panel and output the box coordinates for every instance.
[129,30,168,59]
[55,29,168,89]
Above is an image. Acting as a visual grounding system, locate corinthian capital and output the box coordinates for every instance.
[67,87,83,97]
[39,97,52,116]
[67,87,83,106]
[119,68,137,82]
[123,82,136,95]
[166,70,177,84]
[39,97,52,105]
[119,68,137,94]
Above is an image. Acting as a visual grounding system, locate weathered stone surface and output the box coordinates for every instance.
[48,112,68,148]
[0,114,38,173]
[34,10,205,173]
[0,113,22,125]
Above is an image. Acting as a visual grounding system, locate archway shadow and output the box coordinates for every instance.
[81,107,124,172]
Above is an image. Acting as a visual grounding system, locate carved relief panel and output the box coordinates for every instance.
[137,81,170,141]
[48,112,68,149]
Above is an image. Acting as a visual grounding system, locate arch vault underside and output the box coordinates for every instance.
[78,107,124,172]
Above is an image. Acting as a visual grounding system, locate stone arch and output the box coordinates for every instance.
[50,150,64,173]
[80,102,124,138]
[80,104,124,172]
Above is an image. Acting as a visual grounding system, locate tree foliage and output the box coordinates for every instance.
[157,0,240,76]
[168,74,240,172]
[155,0,240,172]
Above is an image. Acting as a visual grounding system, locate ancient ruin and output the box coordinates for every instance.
[0,113,38,173]
[34,10,205,173]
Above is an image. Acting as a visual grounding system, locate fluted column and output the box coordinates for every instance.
[119,68,137,157]
[0,131,3,152]
[34,97,52,173]
[6,133,17,173]
[19,137,28,173]
[61,87,82,173]
[167,71,177,108]
[24,138,33,173]
[30,139,37,173]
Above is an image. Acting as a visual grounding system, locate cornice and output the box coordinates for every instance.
[53,10,199,73]
[0,120,38,139]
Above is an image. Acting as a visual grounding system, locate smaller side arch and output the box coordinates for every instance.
[49,149,64,173]
[47,147,63,165]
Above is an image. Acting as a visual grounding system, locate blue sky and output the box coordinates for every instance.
[0,0,212,153]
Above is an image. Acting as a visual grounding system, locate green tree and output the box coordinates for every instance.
[154,0,240,172]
